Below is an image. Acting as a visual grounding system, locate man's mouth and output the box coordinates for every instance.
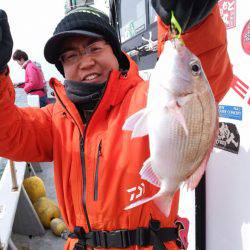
[82,73,100,82]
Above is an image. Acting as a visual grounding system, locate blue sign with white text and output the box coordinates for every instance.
[218,105,242,120]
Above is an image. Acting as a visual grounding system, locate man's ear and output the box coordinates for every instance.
[55,62,65,77]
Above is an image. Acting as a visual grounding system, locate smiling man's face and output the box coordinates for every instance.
[59,35,119,83]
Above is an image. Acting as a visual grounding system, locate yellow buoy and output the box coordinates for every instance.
[23,176,46,204]
[34,197,61,228]
[50,218,68,237]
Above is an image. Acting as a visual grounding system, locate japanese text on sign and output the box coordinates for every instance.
[219,0,236,29]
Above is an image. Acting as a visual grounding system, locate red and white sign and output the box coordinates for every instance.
[241,20,250,55]
[219,0,236,29]
[231,75,249,99]
[231,75,250,105]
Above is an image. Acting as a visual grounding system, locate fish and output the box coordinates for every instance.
[122,39,218,217]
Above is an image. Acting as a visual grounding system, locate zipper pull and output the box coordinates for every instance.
[80,137,84,151]
[98,140,102,157]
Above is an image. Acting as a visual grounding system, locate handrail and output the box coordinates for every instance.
[9,161,18,192]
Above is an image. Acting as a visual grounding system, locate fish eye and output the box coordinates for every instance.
[190,61,201,76]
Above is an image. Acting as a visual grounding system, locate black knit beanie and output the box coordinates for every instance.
[44,6,129,76]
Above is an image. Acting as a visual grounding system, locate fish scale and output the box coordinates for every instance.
[150,99,204,178]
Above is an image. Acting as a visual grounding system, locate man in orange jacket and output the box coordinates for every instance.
[0,1,232,249]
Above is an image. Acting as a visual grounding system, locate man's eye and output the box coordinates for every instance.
[61,51,78,62]
[89,46,102,53]
[65,52,77,60]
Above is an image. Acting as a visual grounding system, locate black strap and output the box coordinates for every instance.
[69,220,178,250]
[149,220,169,250]
[70,227,87,250]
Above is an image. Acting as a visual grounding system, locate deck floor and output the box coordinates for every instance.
[11,162,66,250]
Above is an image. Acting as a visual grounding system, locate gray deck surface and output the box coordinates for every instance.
[11,162,66,250]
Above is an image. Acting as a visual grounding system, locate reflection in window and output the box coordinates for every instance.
[149,2,157,24]
[120,0,146,42]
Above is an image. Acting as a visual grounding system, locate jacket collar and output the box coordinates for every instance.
[22,60,31,69]
[49,55,143,132]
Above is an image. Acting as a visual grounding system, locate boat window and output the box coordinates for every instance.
[149,1,157,24]
[64,0,94,13]
[120,0,146,42]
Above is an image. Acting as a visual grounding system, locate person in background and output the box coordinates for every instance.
[0,1,232,249]
[12,49,48,107]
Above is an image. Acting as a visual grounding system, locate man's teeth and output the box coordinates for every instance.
[85,74,98,81]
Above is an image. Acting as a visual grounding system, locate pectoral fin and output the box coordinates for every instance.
[166,100,188,136]
[122,108,149,138]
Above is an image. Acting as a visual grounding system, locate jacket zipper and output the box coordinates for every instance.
[53,88,92,232]
[80,136,92,230]
[94,140,102,201]
[53,76,111,231]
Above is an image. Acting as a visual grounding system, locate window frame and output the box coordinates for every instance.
[118,0,148,43]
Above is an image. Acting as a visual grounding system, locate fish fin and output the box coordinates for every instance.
[185,161,206,190]
[185,118,219,190]
[125,191,174,218]
[124,193,159,211]
[132,111,149,138]
[166,100,188,136]
[140,158,161,187]
[177,94,193,106]
[154,193,174,218]
[122,109,146,131]
[122,108,149,138]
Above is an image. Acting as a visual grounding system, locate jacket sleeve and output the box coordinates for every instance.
[23,65,42,93]
[157,4,233,103]
[0,70,53,162]
[17,83,25,88]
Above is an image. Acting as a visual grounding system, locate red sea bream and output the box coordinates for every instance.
[123,39,218,217]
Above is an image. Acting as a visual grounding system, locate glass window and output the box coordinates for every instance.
[149,2,157,24]
[120,0,146,43]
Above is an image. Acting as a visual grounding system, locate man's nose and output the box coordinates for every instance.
[78,54,95,69]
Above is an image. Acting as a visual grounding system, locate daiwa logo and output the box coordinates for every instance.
[127,183,145,201]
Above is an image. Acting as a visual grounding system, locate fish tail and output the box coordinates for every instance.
[124,193,159,211]
[124,191,174,218]
[154,193,174,217]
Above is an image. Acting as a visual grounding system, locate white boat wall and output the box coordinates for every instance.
[206,1,250,249]
[179,1,250,249]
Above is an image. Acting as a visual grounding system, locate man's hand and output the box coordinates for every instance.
[0,10,13,73]
[13,82,24,88]
[151,0,218,33]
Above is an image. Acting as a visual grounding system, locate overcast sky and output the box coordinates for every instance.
[0,0,65,83]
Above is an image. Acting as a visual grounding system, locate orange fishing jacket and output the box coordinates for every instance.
[0,5,232,250]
